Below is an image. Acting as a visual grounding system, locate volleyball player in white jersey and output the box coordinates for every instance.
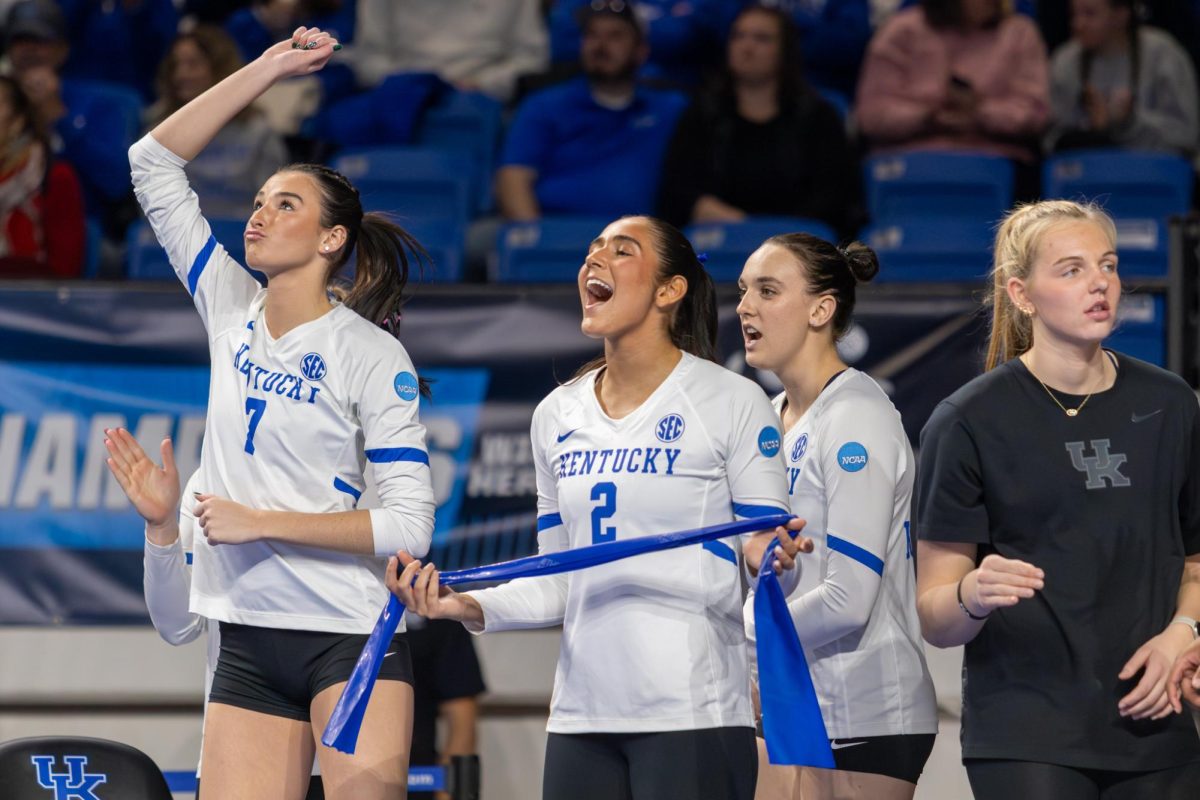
[391,215,811,800]
[127,27,435,799]
[737,234,938,800]
[102,429,326,798]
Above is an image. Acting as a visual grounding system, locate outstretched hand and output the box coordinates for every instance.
[262,27,341,80]
[104,428,179,527]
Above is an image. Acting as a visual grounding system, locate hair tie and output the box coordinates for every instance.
[380,311,402,330]
[696,252,708,264]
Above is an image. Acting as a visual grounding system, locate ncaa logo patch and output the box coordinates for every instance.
[300,352,327,381]
[791,433,808,462]
[656,413,685,443]
[758,426,781,458]
[393,371,419,402]
[837,442,868,472]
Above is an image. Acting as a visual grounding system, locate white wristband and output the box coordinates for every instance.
[1170,616,1199,639]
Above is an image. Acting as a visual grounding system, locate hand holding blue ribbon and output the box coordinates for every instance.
[322,515,833,768]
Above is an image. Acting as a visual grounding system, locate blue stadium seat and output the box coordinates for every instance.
[126,218,247,281]
[414,91,503,214]
[82,218,103,279]
[684,217,838,282]
[1113,218,1168,278]
[397,217,465,283]
[1043,150,1194,221]
[1107,293,1165,366]
[492,217,611,282]
[333,147,475,226]
[864,151,1014,224]
[863,219,994,283]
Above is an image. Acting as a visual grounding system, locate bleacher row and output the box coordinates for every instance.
[122,89,1195,285]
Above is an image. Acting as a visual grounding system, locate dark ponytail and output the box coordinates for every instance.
[571,216,717,381]
[765,233,879,339]
[282,163,431,396]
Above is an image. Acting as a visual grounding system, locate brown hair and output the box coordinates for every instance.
[150,26,247,124]
[764,234,879,340]
[985,200,1117,370]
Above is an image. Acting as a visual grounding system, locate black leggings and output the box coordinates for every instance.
[965,759,1200,800]
[542,727,757,800]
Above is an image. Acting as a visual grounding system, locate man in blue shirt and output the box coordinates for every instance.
[495,2,687,221]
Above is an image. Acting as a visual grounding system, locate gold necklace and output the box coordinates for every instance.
[1024,357,1106,417]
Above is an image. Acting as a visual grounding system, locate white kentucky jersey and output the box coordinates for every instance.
[748,369,937,738]
[131,135,435,633]
[470,352,790,734]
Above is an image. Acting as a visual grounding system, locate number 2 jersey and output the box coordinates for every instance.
[470,353,791,734]
[747,369,937,739]
[130,135,435,633]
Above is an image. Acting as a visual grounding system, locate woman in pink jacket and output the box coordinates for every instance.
[856,0,1050,179]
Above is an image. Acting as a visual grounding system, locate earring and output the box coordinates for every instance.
[323,245,329,252]
[1020,305,1034,316]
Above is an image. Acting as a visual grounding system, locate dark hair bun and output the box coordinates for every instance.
[841,241,880,284]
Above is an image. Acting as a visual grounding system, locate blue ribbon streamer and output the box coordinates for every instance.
[322,515,833,768]
[755,547,835,767]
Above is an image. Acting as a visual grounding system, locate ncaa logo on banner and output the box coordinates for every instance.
[300,352,327,381]
[758,426,781,458]
[837,442,869,472]
[791,433,808,462]
[656,413,685,443]
[394,372,420,402]
[31,755,107,800]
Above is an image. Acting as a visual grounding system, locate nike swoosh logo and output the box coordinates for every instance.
[1131,409,1163,423]
[556,429,577,443]
[830,740,868,750]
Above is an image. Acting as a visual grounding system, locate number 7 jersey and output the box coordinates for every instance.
[471,352,790,733]
[130,135,435,634]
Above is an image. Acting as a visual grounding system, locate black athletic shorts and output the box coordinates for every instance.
[826,733,936,784]
[209,622,414,722]
[543,727,757,800]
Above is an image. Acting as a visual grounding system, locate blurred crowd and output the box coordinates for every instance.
[1,0,1198,280]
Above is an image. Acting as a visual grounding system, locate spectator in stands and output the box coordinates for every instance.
[348,0,547,103]
[0,74,84,278]
[548,0,734,89]
[495,3,686,222]
[4,0,140,218]
[58,0,179,102]
[856,0,1050,173]
[1045,0,1198,156]
[146,25,288,219]
[658,4,856,236]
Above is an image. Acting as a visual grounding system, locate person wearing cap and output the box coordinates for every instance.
[548,0,735,88]
[3,0,144,208]
[495,2,687,228]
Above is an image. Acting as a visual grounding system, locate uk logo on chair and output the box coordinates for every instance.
[30,755,106,800]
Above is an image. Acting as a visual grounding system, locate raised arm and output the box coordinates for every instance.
[150,27,340,161]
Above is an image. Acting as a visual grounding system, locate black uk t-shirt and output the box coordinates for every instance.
[914,353,1200,771]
